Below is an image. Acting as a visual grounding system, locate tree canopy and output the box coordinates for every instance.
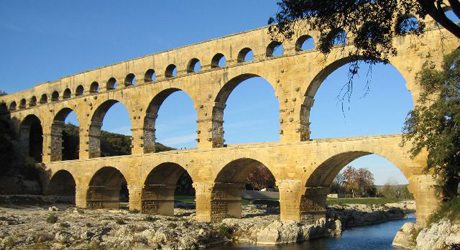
[403,49,460,198]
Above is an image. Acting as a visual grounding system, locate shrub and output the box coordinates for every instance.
[115,219,126,225]
[144,216,159,222]
[167,223,177,229]
[46,214,58,224]
[427,197,460,225]
[218,224,232,237]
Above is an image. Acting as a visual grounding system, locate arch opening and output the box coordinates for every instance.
[63,88,71,99]
[46,170,76,204]
[19,99,26,109]
[296,35,315,51]
[187,58,201,73]
[125,73,136,86]
[266,41,284,57]
[237,48,253,63]
[90,82,99,93]
[144,89,196,152]
[51,91,59,102]
[145,69,156,82]
[141,163,195,216]
[87,167,129,209]
[40,94,48,104]
[9,101,17,111]
[213,74,279,147]
[165,64,177,78]
[75,85,84,96]
[301,153,411,223]
[89,100,132,158]
[20,115,43,162]
[211,158,278,222]
[107,77,117,91]
[29,96,37,107]
[211,53,226,68]
[302,59,412,140]
[51,108,80,161]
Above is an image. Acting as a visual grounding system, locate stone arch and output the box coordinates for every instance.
[89,99,132,158]
[211,53,226,68]
[29,96,37,107]
[63,88,71,99]
[107,77,117,90]
[211,157,277,221]
[266,41,283,57]
[300,56,410,141]
[165,64,177,78]
[9,101,17,111]
[145,69,156,82]
[143,88,196,153]
[19,98,26,109]
[90,82,99,93]
[125,73,136,86]
[237,47,253,63]
[295,35,315,51]
[141,162,194,215]
[51,107,80,161]
[212,73,278,147]
[20,114,43,162]
[187,58,201,73]
[40,94,48,104]
[46,170,76,203]
[75,85,84,96]
[51,91,59,102]
[87,166,129,209]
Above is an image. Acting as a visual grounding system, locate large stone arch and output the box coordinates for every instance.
[300,56,411,141]
[141,162,194,215]
[88,99,132,158]
[86,166,130,209]
[20,114,43,162]
[210,157,277,222]
[212,73,280,147]
[50,107,81,161]
[46,170,76,203]
[143,88,197,153]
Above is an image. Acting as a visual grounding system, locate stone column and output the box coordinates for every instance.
[300,186,329,224]
[130,127,143,155]
[141,184,176,216]
[408,174,442,227]
[194,182,214,222]
[196,104,223,149]
[128,185,143,212]
[88,121,102,158]
[142,113,157,153]
[278,179,303,222]
[210,182,244,222]
[78,128,90,160]
[75,185,89,208]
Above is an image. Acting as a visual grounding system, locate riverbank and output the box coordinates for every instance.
[0,196,412,249]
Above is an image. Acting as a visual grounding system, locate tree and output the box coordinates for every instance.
[403,49,460,199]
[341,166,376,197]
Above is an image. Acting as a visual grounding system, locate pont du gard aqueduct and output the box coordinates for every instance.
[0,19,458,226]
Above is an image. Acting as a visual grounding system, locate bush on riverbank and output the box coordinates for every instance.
[427,197,460,225]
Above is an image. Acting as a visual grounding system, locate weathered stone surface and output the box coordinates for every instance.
[392,222,417,249]
[416,220,460,250]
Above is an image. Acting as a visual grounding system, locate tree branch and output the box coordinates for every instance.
[418,0,460,38]
[447,0,460,19]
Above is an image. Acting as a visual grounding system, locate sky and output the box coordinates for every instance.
[0,0,432,185]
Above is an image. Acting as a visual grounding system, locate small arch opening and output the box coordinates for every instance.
[19,99,26,109]
[90,82,99,93]
[125,73,136,86]
[29,96,37,107]
[75,85,84,96]
[52,91,59,102]
[296,35,315,51]
[9,101,17,111]
[237,48,254,63]
[40,94,48,104]
[63,89,71,99]
[266,41,284,57]
[145,69,156,82]
[165,64,178,78]
[333,30,347,46]
[187,58,201,73]
[211,53,226,68]
[107,77,117,91]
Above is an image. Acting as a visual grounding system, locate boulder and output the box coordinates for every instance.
[392,222,416,249]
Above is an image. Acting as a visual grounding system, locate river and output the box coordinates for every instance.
[213,214,416,250]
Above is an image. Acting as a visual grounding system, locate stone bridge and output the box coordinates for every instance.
[0,19,458,226]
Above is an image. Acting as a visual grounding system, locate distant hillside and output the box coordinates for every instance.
[63,123,174,159]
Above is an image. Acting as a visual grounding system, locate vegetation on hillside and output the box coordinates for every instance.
[331,166,377,197]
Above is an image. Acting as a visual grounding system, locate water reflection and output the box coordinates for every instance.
[214,214,416,250]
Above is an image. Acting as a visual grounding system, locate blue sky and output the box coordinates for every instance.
[0,0,420,185]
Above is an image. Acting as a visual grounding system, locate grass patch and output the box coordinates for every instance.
[144,216,159,222]
[218,224,233,237]
[115,219,126,225]
[46,214,58,224]
[427,197,460,225]
[326,197,404,205]
[175,195,195,203]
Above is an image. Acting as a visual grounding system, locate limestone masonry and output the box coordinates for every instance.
[0,19,458,226]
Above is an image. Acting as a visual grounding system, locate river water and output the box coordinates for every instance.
[214,214,416,250]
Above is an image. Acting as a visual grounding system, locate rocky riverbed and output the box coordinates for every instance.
[0,196,411,249]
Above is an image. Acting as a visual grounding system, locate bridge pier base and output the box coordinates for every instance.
[128,186,142,212]
[141,184,176,216]
[278,179,302,222]
[75,185,89,208]
[194,182,214,222]
[210,182,244,222]
[300,186,329,224]
[409,174,442,227]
